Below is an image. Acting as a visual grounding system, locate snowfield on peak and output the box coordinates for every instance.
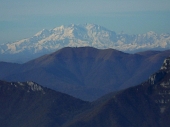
[0,23,170,62]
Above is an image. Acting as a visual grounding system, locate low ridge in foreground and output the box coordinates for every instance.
[0,80,88,127]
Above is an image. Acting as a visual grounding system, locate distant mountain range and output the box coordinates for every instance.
[1,47,170,101]
[1,56,170,127]
[0,24,170,63]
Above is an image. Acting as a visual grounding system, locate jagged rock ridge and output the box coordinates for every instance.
[64,56,170,127]
[148,56,170,113]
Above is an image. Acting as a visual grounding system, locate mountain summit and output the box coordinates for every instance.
[1,47,170,101]
[0,24,170,62]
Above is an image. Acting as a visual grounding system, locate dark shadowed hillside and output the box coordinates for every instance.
[1,57,170,127]
[0,47,170,101]
[0,80,88,127]
[63,56,170,127]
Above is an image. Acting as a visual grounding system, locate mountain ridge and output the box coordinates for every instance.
[64,56,170,127]
[1,47,170,101]
[1,56,170,127]
[0,80,88,127]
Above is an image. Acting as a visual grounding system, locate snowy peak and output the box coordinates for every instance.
[34,29,51,38]
[50,23,112,39]
[146,31,157,35]
[0,23,170,62]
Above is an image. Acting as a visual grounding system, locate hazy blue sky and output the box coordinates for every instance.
[0,0,170,43]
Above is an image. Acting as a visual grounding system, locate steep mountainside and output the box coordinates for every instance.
[0,47,170,101]
[0,80,88,127]
[64,56,170,127]
[0,24,170,63]
[1,57,170,127]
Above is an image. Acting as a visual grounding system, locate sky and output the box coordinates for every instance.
[0,0,170,43]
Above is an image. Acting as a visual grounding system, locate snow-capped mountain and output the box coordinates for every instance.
[0,23,170,62]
